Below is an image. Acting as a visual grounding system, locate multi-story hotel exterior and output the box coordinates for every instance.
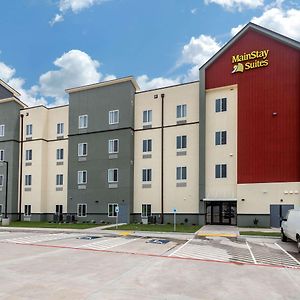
[0,23,299,227]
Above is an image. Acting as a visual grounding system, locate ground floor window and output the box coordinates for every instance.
[108,203,118,217]
[0,174,3,186]
[24,205,31,216]
[142,204,151,217]
[77,204,87,217]
[56,205,63,214]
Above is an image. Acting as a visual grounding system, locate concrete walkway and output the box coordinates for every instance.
[196,225,240,237]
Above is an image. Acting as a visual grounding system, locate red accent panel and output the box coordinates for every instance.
[206,29,300,183]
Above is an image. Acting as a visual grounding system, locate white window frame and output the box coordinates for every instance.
[108,168,118,183]
[108,139,119,154]
[0,175,4,187]
[109,110,119,125]
[142,110,152,124]
[56,148,64,160]
[25,149,32,161]
[77,170,87,184]
[78,115,88,129]
[78,143,88,157]
[0,149,4,161]
[176,104,187,119]
[25,175,32,186]
[56,174,63,186]
[215,131,227,145]
[142,139,152,153]
[0,125,5,137]
[176,166,187,181]
[142,169,152,182]
[24,204,31,216]
[108,203,118,217]
[77,203,87,217]
[57,123,64,135]
[215,98,227,113]
[215,164,227,178]
[26,124,32,136]
[176,136,187,150]
[141,204,152,217]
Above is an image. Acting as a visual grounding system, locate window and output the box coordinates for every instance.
[176,167,187,180]
[215,98,227,112]
[56,174,63,186]
[108,169,118,183]
[143,110,152,124]
[142,139,152,153]
[108,203,118,217]
[0,125,5,137]
[26,124,32,136]
[25,175,32,186]
[109,110,119,125]
[77,204,87,217]
[176,136,187,150]
[78,143,88,156]
[142,204,151,217]
[108,139,119,154]
[57,123,64,135]
[56,148,64,160]
[77,171,87,184]
[215,131,227,145]
[78,115,88,129]
[25,149,32,161]
[0,149,4,161]
[0,204,2,215]
[0,175,3,186]
[176,104,187,119]
[56,205,63,214]
[142,169,152,182]
[215,164,227,178]
[24,204,31,216]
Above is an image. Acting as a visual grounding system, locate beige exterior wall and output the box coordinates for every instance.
[21,105,69,215]
[205,85,237,200]
[134,82,199,215]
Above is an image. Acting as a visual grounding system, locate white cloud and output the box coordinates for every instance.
[231,7,300,41]
[191,8,198,14]
[137,75,181,90]
[49,14,64,26]
[0,62,16,82]
[204,0,264,11]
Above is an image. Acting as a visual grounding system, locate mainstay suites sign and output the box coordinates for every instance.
[232,49,269,73]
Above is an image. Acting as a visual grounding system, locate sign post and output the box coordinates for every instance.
[115,205,119,229]
[173,208,177,232]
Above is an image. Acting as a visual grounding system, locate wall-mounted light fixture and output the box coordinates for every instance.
[241,198,245,202]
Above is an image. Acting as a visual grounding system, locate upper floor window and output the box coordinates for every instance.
[78,115,88,129]
[0,125,5,137]
[78,143,88,157]
[142,169,152,182]
[77,204,87,217]
[108,139,119,154]
[25,174,32,186]
[0,149,4,161]
[143,139,152,153]
[57,123,64,135]
[78,170,87,184]
[56,148,64,160]
[215,131,227,145]
[109,110,119,125]
[176,166,187,180]
[108,168,118,183]
[215,164,227,178]
[143,110,152,124]
[56,174,64,186]
[25,149,32,161]
[176,104,187,119]
[215,98,227,113]
[176,136,187,150]
[0,175,3,186]
[26,124,32,136]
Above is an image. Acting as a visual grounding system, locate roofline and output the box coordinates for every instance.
[20,103,69,111]
[0,96,27,108]
[135,80,199,94]
[0,79,21,97]
[65,76,140,94]
[199,22,300,72]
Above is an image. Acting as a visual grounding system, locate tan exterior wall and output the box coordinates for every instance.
[21,105,68,215]
[205,85,237,200]
[134,82,199,216]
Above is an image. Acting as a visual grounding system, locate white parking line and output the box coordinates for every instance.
[275,243,300,266]
[246,241,257,264]
[168,239,192,257]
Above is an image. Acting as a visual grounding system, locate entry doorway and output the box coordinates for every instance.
[206,201,237,225]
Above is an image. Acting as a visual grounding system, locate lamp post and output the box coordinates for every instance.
[1,160,9,224]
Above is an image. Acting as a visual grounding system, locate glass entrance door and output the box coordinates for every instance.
[206,201,237,225]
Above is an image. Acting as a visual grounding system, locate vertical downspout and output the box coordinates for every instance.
[18,114,24,221]
[160,93,165,224]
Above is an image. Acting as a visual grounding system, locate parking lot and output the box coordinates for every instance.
[0,230,299,299]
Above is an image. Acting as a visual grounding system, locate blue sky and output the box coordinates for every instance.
[0,0,299,106]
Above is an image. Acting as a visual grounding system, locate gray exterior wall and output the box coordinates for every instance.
[237,214,270,227]
[67,81,136,223]
[0,85,13,100]
[0,100,23,220]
